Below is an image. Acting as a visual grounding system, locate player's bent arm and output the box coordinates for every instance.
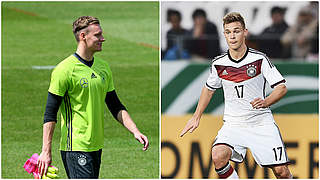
[117,110,149,151]
[264,84,287,107]
[180,86,215,137]
[251,84,287,109]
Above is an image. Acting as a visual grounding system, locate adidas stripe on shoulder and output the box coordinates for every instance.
[248,48,274,68]
[211,52,228,64]
[210,53,228,73]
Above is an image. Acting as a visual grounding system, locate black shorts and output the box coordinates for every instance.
[61,149,102,179]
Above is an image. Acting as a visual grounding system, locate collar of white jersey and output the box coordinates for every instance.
[227,47,249,63]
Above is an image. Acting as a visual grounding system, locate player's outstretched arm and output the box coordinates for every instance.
[251,84,287,109]
[117,110,149,151]
[38,121,56,177]
[180,87,215,137]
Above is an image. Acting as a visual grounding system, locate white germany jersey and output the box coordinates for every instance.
[206,48,285,124]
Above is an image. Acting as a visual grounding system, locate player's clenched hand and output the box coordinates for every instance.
[250,98,268,109]
[37,151,52,177]
[180,116,200,137]
[134,132,149,151]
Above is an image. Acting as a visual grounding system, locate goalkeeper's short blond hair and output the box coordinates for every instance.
[72,16,100,42]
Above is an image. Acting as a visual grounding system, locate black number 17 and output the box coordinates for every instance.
[273,147,283,161]
[234,85,244,98]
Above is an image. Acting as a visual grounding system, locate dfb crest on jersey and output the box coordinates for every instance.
[80,78,89,88]
[246,65,257,77]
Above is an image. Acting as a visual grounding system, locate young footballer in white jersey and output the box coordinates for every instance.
[180,12,292,179]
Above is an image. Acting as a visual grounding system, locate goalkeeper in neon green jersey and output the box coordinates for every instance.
[37,16,149,179]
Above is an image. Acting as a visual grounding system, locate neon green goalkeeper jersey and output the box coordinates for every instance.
[48,54,115,151]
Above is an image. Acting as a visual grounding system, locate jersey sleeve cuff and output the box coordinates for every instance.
[271,79,286,88]
[48,89,65,97]
[106,88,116,93]
[205,82,217,91]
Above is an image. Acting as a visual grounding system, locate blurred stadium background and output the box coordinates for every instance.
[161,1,318,179]
[2,1,159,178]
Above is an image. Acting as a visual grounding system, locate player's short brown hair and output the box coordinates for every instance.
[72,16,100,42]
[223,12,246,29]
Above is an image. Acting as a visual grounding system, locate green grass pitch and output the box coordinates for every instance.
[2,2,159,178]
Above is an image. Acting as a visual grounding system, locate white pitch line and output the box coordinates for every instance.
[32,66,56,70]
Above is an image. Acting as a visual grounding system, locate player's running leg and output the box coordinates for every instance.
[212,145,239,179]
[270,164,292,179]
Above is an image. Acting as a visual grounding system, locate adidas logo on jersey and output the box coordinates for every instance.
[222,69,228,75]
[91,73,97,79]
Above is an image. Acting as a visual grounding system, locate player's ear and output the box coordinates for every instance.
[243,28,249,37]
[79,31,86,41]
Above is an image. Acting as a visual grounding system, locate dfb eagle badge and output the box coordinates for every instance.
[246,65,257,77]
